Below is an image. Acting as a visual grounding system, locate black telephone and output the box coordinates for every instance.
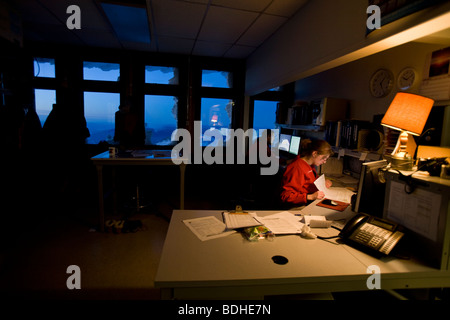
[339,214,404,257]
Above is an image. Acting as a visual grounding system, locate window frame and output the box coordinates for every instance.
[32,56,58,127]
[81,58,122,145]
[141,60,188,147]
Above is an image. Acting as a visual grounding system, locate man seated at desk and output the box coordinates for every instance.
[280,139,333,209]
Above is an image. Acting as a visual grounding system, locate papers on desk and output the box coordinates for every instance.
[314,174,355,203]
[255,211,304,234]
[184,211,337,240]
[223,212,261,229]
[183,216,236,241]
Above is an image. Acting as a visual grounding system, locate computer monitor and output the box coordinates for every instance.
[354,159,387,217]
[289,136,301,155]
[279,134,291,152]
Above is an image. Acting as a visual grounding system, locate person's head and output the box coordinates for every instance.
[301,139,333,166]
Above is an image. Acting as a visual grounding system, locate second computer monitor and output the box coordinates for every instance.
[279,134,291,152]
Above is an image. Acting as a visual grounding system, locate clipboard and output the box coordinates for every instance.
[316,199,350,212]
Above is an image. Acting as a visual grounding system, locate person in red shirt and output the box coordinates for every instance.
[281,139,333,208]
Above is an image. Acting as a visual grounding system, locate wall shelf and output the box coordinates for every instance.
[331,146,382,161]
[278,124,324,131]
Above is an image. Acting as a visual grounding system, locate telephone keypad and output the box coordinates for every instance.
[351,223,391,249]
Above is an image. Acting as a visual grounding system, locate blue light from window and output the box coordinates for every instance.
[34,58,55,78]
[145,66,178,85]
[201,70,232,88]
[34,88,56,126]
[253,100,278,140]
[83,61,120,82]
[144,95,178,145]
[201,97,233,146]
[84,91,120,144]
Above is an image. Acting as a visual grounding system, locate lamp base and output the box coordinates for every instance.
[390,155,414,170]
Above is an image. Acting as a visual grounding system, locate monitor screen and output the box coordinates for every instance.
[354,160,387,217]
[279,134,291,152]
[289,136,301,155]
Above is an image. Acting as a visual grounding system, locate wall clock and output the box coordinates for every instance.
[397,67,417,91]
[369,69,394,98]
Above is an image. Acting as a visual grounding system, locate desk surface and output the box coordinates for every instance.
[91,149,187,164]
[155,207,448,299]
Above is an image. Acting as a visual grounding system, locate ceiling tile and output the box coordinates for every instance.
[192,40,232,57]
[76,28,122,48]
[223,44,256,59]
[157,36,195,55]
[151,0,206,39]
[22,22,84,46]
[198,6,258,43]
[237,14,287,46]
[15,0,60,24]
[265,0,309,17]
[14,0,311,59]
[211,0,272,12]
[39,0,107,28]
[181,0,210,4]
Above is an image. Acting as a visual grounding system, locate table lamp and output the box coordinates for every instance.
[381,92,434,169]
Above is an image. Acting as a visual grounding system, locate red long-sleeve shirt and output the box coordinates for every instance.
[281,157,318,205]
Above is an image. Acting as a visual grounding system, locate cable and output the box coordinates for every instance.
[316,226,342,240]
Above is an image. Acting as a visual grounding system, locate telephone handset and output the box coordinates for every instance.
[339,214,404,256]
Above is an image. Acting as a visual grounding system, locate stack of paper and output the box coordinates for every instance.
[223,212,261,229]
[255,211,304,234]
[183,216,236,241]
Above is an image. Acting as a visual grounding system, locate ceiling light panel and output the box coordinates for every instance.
[101,2,151,43]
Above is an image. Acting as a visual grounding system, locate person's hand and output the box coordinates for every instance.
[325,179,332,188]
[316,191,325,200]
[308,191,325,201]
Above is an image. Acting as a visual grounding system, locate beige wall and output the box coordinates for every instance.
[294,41,445,121]
[245,0,450,96]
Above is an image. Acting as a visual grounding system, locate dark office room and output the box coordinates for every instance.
[1,0,450,307]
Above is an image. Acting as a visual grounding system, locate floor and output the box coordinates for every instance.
[0,203,170,300]
[0,164,447,301]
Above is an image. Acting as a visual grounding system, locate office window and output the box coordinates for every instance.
[201,70,232,88]
[84,91,120,144]
[83,61,120,82]
[34,89,56,126]
[253,100,278,133]
[144,95,178,145]
[33,58,55,78]
[145,66,178,85]
[201,97,233,145]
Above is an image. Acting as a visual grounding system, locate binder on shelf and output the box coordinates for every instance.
[338,120,369,150]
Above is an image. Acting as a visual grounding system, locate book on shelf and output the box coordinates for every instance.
[327,119,370,150]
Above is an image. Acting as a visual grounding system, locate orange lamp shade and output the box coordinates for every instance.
[381,92,434,136]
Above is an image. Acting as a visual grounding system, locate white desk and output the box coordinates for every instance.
[91,150,187,232]
[155,205,450,299]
